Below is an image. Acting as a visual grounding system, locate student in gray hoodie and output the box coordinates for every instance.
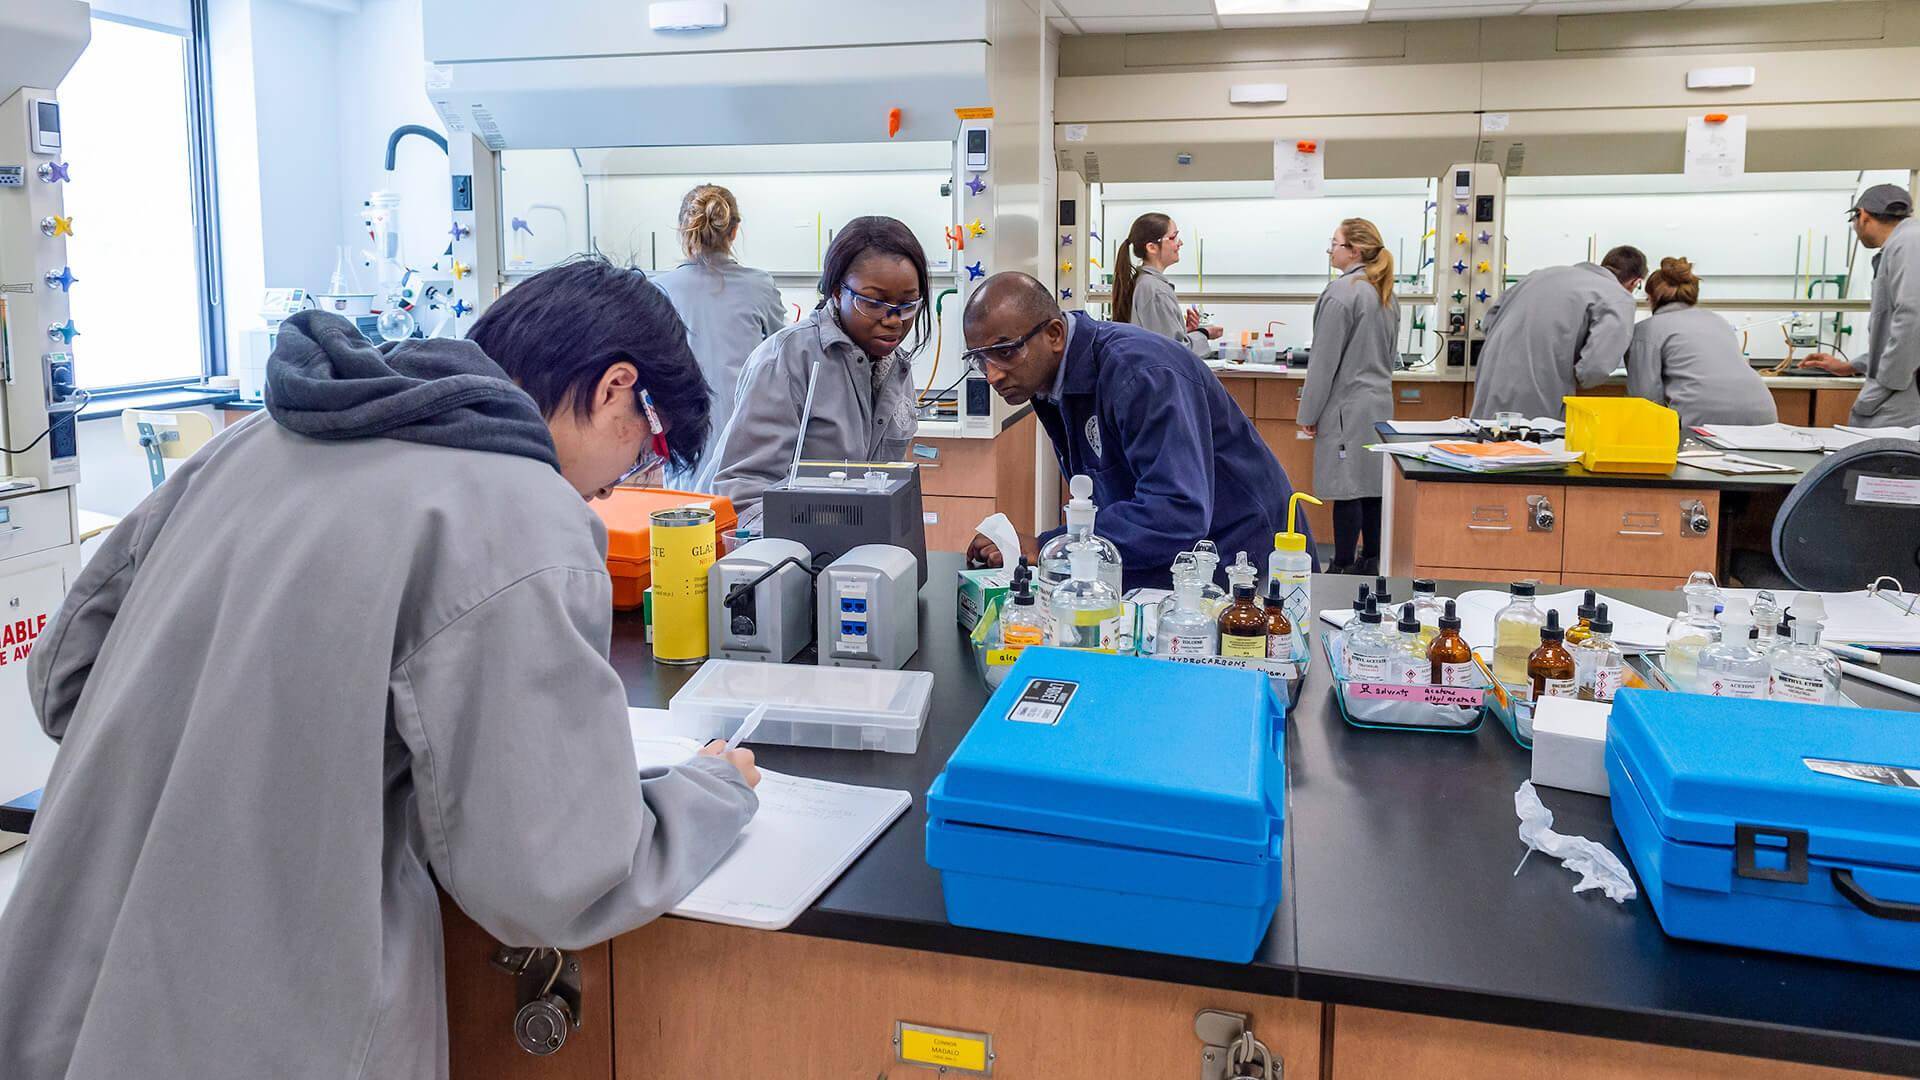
[0,258,760,1080]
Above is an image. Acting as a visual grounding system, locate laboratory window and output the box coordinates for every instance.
[57,13,218,391]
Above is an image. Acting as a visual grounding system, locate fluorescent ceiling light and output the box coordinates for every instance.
[1216,0,1370,13]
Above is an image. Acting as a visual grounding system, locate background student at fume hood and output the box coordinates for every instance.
[1626,257,1776,429]
[1470,246,1647,420]
[0,259,760,1080]
[653,183,789,485]
[700,216,929,523]
[1109,212,1222,357]
[1798,184,1920,428]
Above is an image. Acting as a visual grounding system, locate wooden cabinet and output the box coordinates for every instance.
[444,898,613,1080]
[1330,1006,1892,1080]
[1561,487,1719,581]
[1770,387,1813,426]
[909,413,1037,552]
[1814,387,1862,427]
[1255,378,1304,420]
[1220,375,1257,417]
[1405,481,1566,575]
[612,919,1324,1080]
[1391,381,1467,421]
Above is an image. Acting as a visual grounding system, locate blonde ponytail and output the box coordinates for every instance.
[678,184,741,259]
[1340,217,1394,308]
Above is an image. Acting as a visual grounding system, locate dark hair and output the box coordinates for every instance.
[1110,212,1172,325]
[1645,256,1700,308]
[963,271,1062,332]
[1862,210,1907,226]
[468,256,711,473]
[818,216,932,354]
[1601,245,1648,286]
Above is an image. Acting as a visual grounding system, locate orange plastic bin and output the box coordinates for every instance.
[590,489,737,610]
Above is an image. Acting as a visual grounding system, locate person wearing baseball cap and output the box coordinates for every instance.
[1798,183,1920,427]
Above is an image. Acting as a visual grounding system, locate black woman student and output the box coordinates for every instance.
[704,215,929,524]
[1110,211,1223,357]
[1299,217,1398,576]
[653,183,789,484]
[961,272,1315,591]
[0,258,759,1080]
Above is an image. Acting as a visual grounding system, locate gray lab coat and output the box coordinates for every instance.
[1298,265,1398,500]
[1852,217,1920,427]
[0,314,757,1080]
[1627,302,1777,430]
[1127,264,1212,357]
[1470,262,1634,420]
[652,256,789,477]
[704,305,918,523]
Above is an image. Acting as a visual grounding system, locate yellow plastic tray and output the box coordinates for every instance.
[1563,396,1679,474]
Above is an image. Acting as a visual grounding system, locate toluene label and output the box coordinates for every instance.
[1007,678,1077,726]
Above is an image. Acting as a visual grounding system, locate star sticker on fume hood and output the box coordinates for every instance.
[45,266,77,292]
[966,261,985,281]
[38,161,70,183]
[1451,260,1468,275]
[965,174,987,196]
[42,215,73,238]
[1061,233,1074,248]
[452,260,471,280]
[1060,287,1072,300]
[967,218,987,239]
[48,319,78,345]
[451,299,473,318]
[1060,260,1073,274]
[1476,289,1491,303]
[1478,230,1493,245]
[450,221,470,241]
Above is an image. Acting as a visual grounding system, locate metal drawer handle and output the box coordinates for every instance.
[1617,529,1665,537]
[1833,868,1920,923]
[1466,524,1514,532]
[1618,510,1663,537]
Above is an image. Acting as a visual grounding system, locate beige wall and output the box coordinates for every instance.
[1055,1,1920,181]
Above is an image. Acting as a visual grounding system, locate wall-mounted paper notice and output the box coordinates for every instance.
[1274,138,1325,199]
[1684,115,1746,181]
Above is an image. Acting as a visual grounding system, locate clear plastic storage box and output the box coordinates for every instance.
[668,660,934,753]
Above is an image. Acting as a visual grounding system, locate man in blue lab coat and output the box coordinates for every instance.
[961,272,1314,590]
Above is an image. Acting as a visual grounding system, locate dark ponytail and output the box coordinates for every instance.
[1110,212,1172,325]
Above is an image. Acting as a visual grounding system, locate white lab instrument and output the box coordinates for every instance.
[708,537,813,663]
[665,660,934,753]
[818,544,919,671]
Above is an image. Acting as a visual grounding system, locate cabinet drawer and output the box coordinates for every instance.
[1218,376,1256,418]
[0,489,75,563]
[1814,387,1861,428]
[1571,571,1691,592]
[1408,481,1565,574]
[908,437,997,498]
[1391,382,1466,421]
[1254,379,1304,420]
[1769,388,1812,427]
[1562,488,1719,580]
[922,495,996,553]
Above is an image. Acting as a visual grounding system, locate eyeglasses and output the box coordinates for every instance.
[962,318,1056,374]
[840,285,924,322]
[616,388,671,487]
[1328,240,1353,251]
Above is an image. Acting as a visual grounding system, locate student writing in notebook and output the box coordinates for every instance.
[0,258,760,1080]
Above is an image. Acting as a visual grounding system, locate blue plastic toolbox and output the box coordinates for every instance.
[1607,689,1920,971]
[926,647,1286,963]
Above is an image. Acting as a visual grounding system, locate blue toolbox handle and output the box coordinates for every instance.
[1832,869,1920,924]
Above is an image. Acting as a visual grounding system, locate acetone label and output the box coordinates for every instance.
[1706,674,1766,699]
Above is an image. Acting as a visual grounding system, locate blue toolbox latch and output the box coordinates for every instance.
[1735,823,1809,885]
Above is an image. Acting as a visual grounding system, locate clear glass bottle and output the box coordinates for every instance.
[1050,543,1124,651]
[1037,474,1123,603]
[1410,578,1443,650]
[1696,597,1768,698]
[1226,551,1261,597]
[1768,593,1842,705]
[1493,581,1546,688]
[1264,582,1294,663]
[1664,570,1724,688]
[1372,576,1395,612]
[1427,600,1477,687]
[1219,580,1270,659]
[1575,603,1624,702]
[1751,590,1782,650]
[1158,558,1218,658]
[1565,589,1598,647]
[1344,598,1394,681]
[999,575,1047,658]
[1393,603,1429,684]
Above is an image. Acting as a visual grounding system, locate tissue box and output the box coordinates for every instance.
[956,567,1013,633]
[1530,696,1611,796]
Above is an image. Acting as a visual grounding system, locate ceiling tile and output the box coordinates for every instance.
[1054,0,1215,15]
[1219,10,1370,24]
[1072,14,1223,30]
[1369,3,1527,18]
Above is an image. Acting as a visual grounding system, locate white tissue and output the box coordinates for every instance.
[1513,781,1637,903]
[974,512,1024,567]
